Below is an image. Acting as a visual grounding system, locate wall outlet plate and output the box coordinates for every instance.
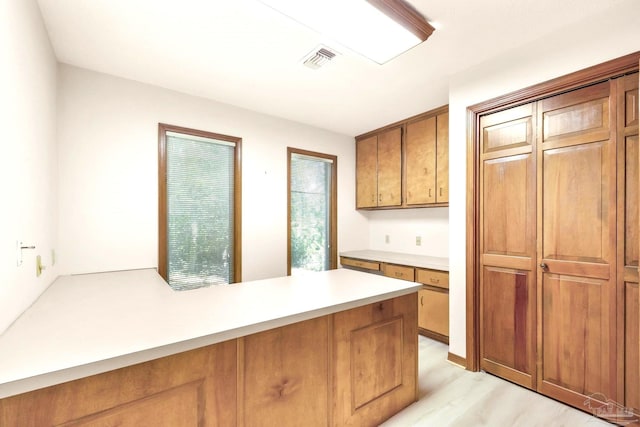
[416,236,422,246]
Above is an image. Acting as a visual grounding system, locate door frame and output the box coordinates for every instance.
[465,51,640,371]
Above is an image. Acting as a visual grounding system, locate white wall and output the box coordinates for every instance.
[366,208,448,258]
[447,0,640,358]
[57,65,368,281]
[0,0,58,334]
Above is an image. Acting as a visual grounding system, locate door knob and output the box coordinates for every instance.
[539,263,548,270]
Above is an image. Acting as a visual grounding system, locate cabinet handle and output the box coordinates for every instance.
[430,278,440,284]
[429,188,432,197]
[378,194,382,202]
[540,263,548,271]
[439,187,443,196]
[420,296,424,306]
[395,272,402,277]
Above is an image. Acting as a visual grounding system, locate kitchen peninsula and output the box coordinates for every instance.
[0,268,420,426]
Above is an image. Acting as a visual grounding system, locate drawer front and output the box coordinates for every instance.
[416,268,449,289]
[383,264,415,282]
[419,288,449,337]
[340,257,380,271]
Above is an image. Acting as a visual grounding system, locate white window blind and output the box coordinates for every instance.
[166,133,235,290]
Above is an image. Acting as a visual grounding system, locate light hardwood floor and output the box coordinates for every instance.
[382,336,616,426]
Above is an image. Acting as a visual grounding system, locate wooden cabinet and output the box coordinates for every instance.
[355,105,448,209]
[332,293,417,426]
[405,111,449,205]
[355,127,402,208]
[340,256,450,343]
[0,296,417,427]
[416,268,450,343]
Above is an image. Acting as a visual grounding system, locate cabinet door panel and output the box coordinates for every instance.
[239,317,328,427]
[625,282,639,414]
[406,117,436,204]
[377,128,402,207]
[436,112,449,203]
[356,136,378,208]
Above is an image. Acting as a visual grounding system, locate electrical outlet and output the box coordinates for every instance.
[385,235,390,244]
[51,249,56,266]
[416,236,422,246]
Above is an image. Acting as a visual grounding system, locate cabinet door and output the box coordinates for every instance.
[377,127,402,207]
[537,81,618,407]
[419,288,449,337]
[436,112,449,203]
[406,117,436,204]
[356,135,378,208]
[332,294,417,426]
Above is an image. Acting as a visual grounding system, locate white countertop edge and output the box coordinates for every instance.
[0,284,420,399]
[340,250,449,271]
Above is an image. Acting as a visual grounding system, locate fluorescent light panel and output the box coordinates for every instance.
[260,0,433,64]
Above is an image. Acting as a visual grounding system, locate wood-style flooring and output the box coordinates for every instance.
[382,336,615,426]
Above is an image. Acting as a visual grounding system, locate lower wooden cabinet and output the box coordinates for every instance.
[418,287,449,343]
[0,296,417,427]
[341,256,450,344]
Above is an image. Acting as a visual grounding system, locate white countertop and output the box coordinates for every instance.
[340,250,449,271]
[0,268,420,399]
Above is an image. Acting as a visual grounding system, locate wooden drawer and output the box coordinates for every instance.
[418,287,449,338]
[416,268,449,289]
[383,264,415,282]
[340,257,380,271]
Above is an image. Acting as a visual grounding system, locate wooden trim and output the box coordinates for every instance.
[447,352,467,369]
[356,104,448,141]
[366,0,435,41]
[469,51,640,115]
[287,147,338,275]
[157,123,242,283]
[465,106,480,372]
[419,328,449,344]
[465,52,640,375]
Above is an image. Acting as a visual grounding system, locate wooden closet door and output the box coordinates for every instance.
[537,81,619,407]
[479,103,537,388]
[617,72,639,416]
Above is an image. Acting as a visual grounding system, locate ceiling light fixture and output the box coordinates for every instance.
[259,0,434,64]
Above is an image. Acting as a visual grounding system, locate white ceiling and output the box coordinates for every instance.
[37,0,631,136]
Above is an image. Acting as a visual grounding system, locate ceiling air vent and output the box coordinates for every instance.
[302,45,338,70]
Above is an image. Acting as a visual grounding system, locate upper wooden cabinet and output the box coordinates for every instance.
[355,127,402,208]
[355,105,448,209]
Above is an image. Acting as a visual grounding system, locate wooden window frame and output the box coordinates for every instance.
[287,147,338,275]
[465,51,640,371]
[158,123,242,283]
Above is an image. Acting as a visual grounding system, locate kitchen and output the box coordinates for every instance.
[1,0,639,425]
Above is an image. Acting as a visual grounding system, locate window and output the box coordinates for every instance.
[287,148,337,275]
[158,124,241,290]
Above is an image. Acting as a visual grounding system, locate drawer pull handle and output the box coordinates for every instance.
[430,278,440,284]
[395,272,402,277]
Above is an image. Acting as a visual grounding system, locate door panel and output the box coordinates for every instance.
[538,81,617,407]
[406,117,436,205]
[356,136,377,208]
[541,274,610,396]
[625,282,639,413]
[377,128,402,207]
[436,112,449,203]
[483,154,533,256]
[481,267,533,386]
[542,143,609,264]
